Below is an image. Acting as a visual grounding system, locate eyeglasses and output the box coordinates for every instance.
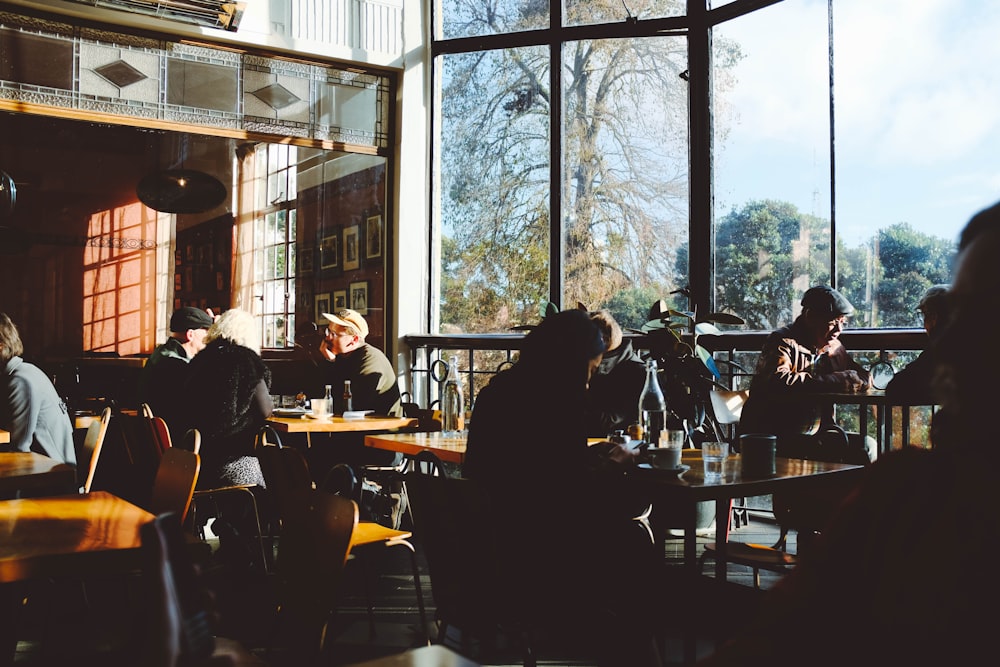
[827,317,848,329]
[325,328,354,338]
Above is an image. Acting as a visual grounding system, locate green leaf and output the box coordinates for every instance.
[694,322,722,336]
[542,301,560,318]
[699,312,745,326]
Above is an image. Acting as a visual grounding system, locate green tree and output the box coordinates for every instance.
[438,0,742,332]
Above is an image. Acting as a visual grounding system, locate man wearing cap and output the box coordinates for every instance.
[318,308,402,417]
[738,285,875,465]
[138,306,214,439]
[885,284,950,404]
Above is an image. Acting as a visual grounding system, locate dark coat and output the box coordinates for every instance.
[584,340,647,437]
[182,340,272,487]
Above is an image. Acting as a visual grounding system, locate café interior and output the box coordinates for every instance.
[0,0,992,665]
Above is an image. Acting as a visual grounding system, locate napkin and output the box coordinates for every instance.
[343,410,375,420]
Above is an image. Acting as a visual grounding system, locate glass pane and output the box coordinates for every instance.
[564,0,683,27]
[263,279,275,312]
[713,1,832,331]
[265,245,276,280]
[262,314,276,348]
[831,0,991,326]
[436,0,549,40]
[563,36,689,331]
[437,46,550,333]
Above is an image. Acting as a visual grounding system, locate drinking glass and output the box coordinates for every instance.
[701,441,729,481]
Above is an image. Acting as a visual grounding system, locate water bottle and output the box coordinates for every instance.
[638,359,666,447]
[442,355,464,436]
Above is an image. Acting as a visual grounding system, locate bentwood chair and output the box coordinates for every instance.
[80,406,113,492]
[148,442,201,523]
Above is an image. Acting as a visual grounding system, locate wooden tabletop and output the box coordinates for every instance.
[365,432,468,464]
[0,452,77,497]
[268,414,420,434]
[0,491,154,584]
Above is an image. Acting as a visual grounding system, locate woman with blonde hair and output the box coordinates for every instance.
[183,308,272,489]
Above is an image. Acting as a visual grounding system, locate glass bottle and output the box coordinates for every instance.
[442,355,464,436]
[323,384,333,415]
[664,407,686,449]
[343,380,353,412]
[638,359,666,447]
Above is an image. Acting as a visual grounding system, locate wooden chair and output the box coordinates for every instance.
[404,456,534,665]
[259,444,428,642]
[80,406,113,492]
[141,402,173,454]
[267,488,357,662]
[140,512,266,667]
[86,407,166,508]
[148,442,201,523]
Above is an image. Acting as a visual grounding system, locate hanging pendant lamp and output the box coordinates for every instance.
[0,170,16,219]
[137,168,227,214]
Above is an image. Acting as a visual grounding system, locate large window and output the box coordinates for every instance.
[434,0,1000,335]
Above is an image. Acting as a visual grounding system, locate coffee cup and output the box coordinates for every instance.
[310,397,331,419]
[646,446,682,470]
[740,433,777,476]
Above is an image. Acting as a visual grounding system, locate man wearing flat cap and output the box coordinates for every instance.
[139,306,214,440]
[885,284,950,404]
[739,285,875,465]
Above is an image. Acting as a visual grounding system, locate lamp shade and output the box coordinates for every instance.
[137,169,227,214]
[0,170,16,219]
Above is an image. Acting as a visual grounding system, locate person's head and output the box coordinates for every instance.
[322,308,369,355]
[799,285,855,350]
[518,309,607,388]
[0,312,24,364]
[205,308,261,355]
[916,285,950,335]
[169,307,213,357]
[933,201,1000,441]
[589,309,624,353]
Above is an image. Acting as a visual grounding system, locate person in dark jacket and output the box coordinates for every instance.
[138,306,213,441]
[183,308,272,489]
[695,202,1000,667]
[585,309,647,437]
[884,284,950,404]
[465,310,664,667]
[739,285,875,464]
[0,312,76,467]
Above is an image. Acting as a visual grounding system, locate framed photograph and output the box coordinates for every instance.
[314,292,331,324]
[349,280,369,315]
[332,289,348,311]
[343,224,360,271]
[298,244,314,275]
[365,214,383,260]
[319,233,339,271]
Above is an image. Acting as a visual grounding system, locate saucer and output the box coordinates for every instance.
[305,413,331,420]
[637,463,690,477]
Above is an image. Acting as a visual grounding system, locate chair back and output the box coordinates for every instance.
[257,442,313,527]
[141,404,173,454]
[89,408,164,506]
[710,389,749,426]
[140,512,216,667]
[149,446,201,523]
[270,489,357,658]
[405,465,506,636]
[81,407,113,492]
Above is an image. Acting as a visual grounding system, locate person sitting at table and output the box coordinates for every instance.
[884,284,950,405]
[138,306,214,441]
[464,309,665,667]
[584,309,647,437]
[695,201,1000,667]
[738,285,876,465]
[311,308,404,493]
[182,308,273,571]
[0,312,76,466]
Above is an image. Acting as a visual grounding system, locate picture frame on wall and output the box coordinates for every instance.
[299,244,314,275]
[333,289,347,311]
[349,280,369,315]
[319,233,339,271]
[365,214,382,260]
[343,224,360,271]
[314,293,331,323]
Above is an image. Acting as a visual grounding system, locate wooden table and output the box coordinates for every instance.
[0,430,8,444]
[346,644,481,666]
[633,452,864,663]
[268,414,420,434]
[0,491,154,583]
[0,452,77,498]
[634,451,864,580]
[365,432,468,464]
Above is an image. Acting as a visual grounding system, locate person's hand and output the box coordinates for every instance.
[318,337,335,361]
[836,370,869,393]
[604,440,641,466]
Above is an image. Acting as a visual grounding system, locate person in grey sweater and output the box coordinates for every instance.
[0,312,76,466]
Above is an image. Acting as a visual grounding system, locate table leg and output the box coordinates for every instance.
[683,503,698,665]
[713,499,729,581]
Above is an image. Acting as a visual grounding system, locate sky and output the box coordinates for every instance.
[713,0,1000,248]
